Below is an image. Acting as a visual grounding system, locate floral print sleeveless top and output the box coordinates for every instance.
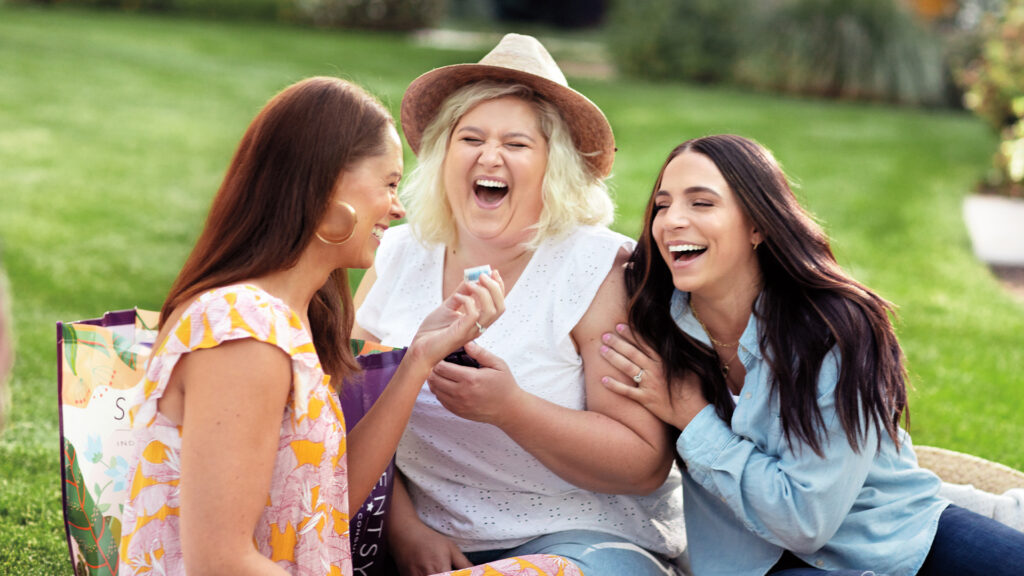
[118,284,351,576]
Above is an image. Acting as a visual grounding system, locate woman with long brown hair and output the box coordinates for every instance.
[116,76,511,576]
[600,134,1024,575]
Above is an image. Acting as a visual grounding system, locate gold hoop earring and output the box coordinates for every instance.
[316,200,358,246]
[752,241,760,251]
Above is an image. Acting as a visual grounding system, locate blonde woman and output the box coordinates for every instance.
[355,34,685,576]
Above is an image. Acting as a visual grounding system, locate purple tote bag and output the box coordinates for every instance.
[340,343,407,576]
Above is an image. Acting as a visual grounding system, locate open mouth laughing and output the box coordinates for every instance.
[474,178,509,207]
[669,243,707,262]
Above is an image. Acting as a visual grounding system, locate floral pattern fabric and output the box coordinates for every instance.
[447,555,582,576]
[116,284,582,576]
[118,284,351,575]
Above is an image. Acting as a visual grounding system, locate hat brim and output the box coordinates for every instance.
[401,63,615,178]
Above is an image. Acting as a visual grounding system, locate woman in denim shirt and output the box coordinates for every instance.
[599,134,1024,575]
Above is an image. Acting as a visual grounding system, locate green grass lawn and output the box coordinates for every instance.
[1,5,1022,574]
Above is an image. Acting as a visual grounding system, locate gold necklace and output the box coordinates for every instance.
[691,304,739,349]
[691,304,741,378]
[718,348,739,377]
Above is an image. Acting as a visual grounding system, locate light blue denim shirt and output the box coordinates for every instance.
[671,290,949,576]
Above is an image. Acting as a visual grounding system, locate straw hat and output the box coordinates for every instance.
[400,33,615,178]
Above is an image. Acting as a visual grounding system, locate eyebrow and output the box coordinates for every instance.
[503,131,538,143]
[455,126,538,143]
[655,186,723,198]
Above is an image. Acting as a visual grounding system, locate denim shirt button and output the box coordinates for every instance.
[815,560,825,568]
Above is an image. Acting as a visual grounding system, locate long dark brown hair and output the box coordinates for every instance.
[161,76,394,382]
[626,134,908,455]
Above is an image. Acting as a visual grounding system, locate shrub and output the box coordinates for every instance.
[734,0,949,106]
[958,0,1024,197]
[605,0,752,83]
[292,0,447,30]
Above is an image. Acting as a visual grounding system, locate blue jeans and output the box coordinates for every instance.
[464,529,679,576]
[917,504,1024,576]
[768,505,1024,576]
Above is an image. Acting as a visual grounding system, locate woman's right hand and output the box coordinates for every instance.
[388,475,471,576]
[408,271,505,368]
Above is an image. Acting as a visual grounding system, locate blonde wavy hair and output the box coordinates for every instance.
[402,82,614,250]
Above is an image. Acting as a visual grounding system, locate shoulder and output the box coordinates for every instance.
[572,244,631,335]
[563,225,634,250]
[544,226,633,272]
[166,284,308,360]
[540,226,632,288]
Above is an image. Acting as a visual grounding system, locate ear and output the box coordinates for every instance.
[751,228,763,249]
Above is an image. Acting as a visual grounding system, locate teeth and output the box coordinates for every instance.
[371,228,384,241]
[475,179,507,188]
[669,244,705,252]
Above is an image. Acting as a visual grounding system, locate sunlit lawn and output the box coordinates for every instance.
[1,4,1021,574]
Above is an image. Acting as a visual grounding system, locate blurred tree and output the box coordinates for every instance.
[607,0,749,83]
[735,0,949,106]
[493,0,607,28]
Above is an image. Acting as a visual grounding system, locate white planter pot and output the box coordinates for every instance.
[963,194,1024,266]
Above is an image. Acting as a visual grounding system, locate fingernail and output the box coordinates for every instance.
[601,377,609,385]
[601,333,610,343]
[616,323,626,332]
[600,345,609,355]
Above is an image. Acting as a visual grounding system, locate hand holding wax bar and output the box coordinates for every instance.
[464,264,492,282]
[442,265,493,368]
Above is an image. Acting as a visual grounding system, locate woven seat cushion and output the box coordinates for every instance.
[917,445,1024,495]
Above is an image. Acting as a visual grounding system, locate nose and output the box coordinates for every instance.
[477,143,503,167]
[661,204,690,228]
[390,191,406,221]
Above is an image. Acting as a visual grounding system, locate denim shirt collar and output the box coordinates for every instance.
[669,290,763,365]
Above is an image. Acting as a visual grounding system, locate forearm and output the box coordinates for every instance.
[497,392,672,494]
[388,473,426,545]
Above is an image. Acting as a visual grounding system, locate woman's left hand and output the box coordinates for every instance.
[600,324,708,430]
[426,342,523,426]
